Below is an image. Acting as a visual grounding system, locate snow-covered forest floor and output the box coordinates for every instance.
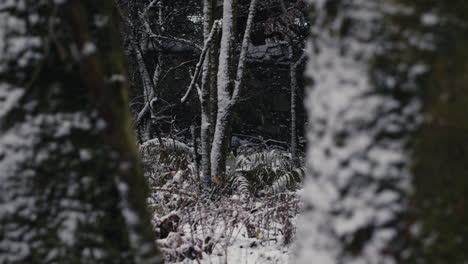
[155,195,297,264]
[140,138,303,263]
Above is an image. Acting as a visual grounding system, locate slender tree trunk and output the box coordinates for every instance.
[210,0,237,181]
[132,40,155,141]
[211,105,234,181]
[290,53,305,165]
[191,124,200,181]
[279,0,302,165]
[209,47,218,139]
[211,0,258,181]
[290,61,298,163]
[117,1,163,142]
[201,0,216,187]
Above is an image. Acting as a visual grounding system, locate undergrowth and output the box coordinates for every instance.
[140,138,304,263]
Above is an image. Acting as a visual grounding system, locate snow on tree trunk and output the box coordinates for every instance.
[201,87,213,187]
[116,1,162,143]
[0,1,161,263]
[179,0,221,187]
[211,0,258,181]
[200,0,216,187]
[295,0,422,262]
[127,32,155,140]
[210,105,233,181]
[210,0,236,181]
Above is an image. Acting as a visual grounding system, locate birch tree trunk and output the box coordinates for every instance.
[201,0,216,187]
[210,0,236,181]
[133,46,156,141]
[211,0,258,182]
[0,1,161,263]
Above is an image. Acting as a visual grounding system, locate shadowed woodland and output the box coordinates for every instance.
[1,0,468,263]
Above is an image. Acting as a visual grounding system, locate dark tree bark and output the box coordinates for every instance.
[395,1,468,262]
[0,1,162,263]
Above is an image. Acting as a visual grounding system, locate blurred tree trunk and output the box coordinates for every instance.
[297,0,468,263]
[397,1,468,262]
[295,0,419,262]
[0,1,161,263]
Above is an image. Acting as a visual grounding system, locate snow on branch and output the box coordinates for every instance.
[231,0,259,104]
[292,52,306,70]
[180,20,222,103]
[141,0,160,18]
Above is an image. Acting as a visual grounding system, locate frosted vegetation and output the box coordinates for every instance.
[141,138,302,263]
[1,0,468,263]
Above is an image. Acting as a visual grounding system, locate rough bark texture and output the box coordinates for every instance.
[0,1,161,263]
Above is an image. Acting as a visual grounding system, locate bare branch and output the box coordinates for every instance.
[292,52,307,70]
[135,103,151,128]
[161,59,197,81]
[188,68,203,102]
[181,20,221,103]
[150,35,202,51]
[142,0,160,18]
[231,0,259,104]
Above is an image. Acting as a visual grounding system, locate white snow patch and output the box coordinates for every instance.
[82,42,96,56]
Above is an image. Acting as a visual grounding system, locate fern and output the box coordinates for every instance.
[140,138,194,186]
[233,173,251,196]
[236,150,286,171]
[269,167,305,194]
[140,138,193,154]
[230,150,304,197]
[140,139,304,197]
